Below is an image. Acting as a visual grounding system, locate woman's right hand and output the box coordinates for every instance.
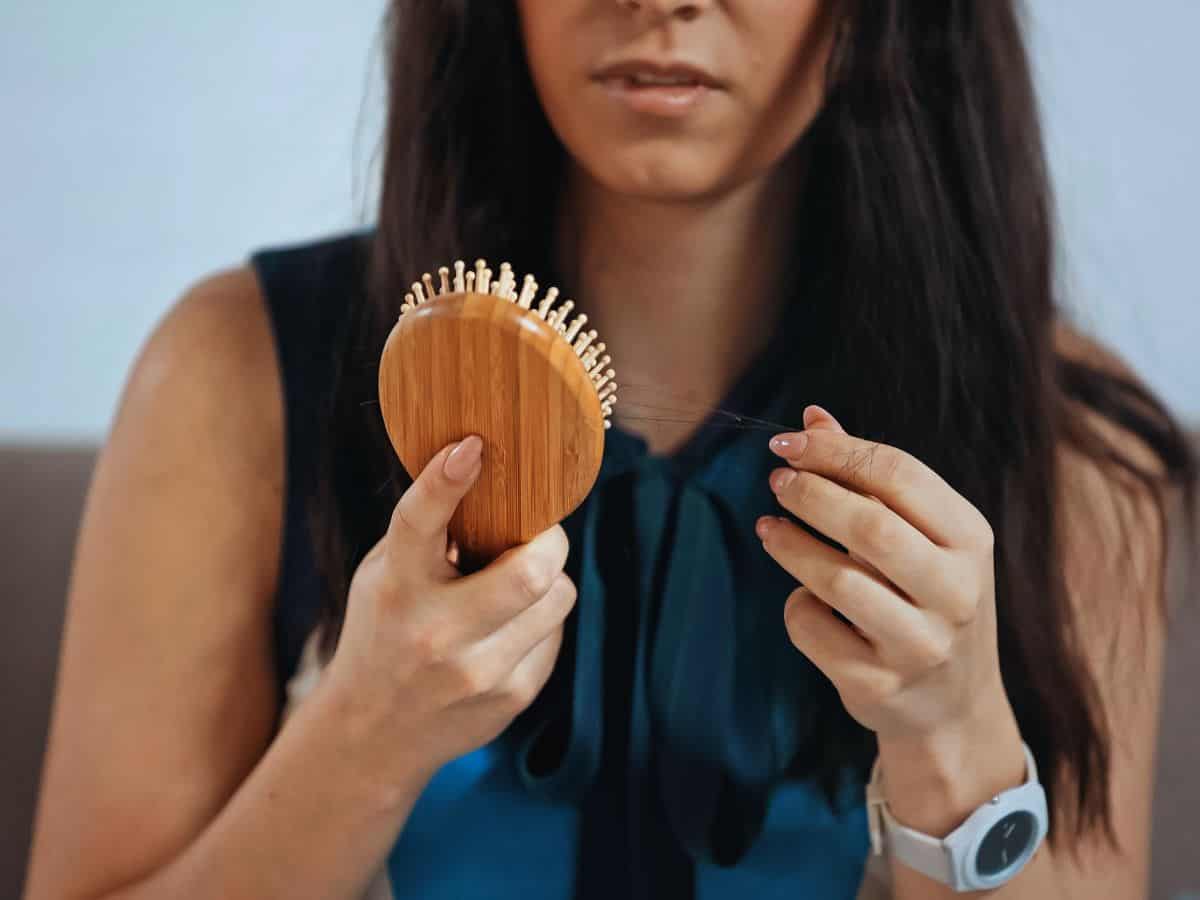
[322,435,576,786]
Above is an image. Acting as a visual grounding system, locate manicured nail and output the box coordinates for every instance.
[756,516,775,538]
[770,469,797,492]
[444,435,483,480]
[770,432,808,456]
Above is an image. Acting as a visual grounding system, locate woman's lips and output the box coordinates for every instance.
[598,76,714,118]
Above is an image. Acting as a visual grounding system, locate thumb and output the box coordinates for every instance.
[803,404,846,434]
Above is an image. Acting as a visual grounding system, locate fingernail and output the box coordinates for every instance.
[770,469,797,492]
[444,435,483,480]
[756,516,776,539]
[770,432,808,456]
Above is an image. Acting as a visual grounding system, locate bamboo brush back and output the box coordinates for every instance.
[379,291,606,570]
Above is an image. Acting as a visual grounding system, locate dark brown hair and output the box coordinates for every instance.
[311,0,1198,850]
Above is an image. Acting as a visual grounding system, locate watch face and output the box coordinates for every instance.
[975,811,1037,876]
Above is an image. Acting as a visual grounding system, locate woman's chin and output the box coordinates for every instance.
[585,150,735,204]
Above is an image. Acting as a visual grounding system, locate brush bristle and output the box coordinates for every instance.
[399,258,616,426]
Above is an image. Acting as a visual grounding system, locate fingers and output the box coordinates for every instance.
[769,427,992,552]
[454,572,576,701]
[761,516,917,637]
[762,517,960,673]
[802,404,845,434]
[499,625,566,708]
[442,524,571,642]
[386,436,483,579]
[800,409,893,579]
[766,466,961,612]
[783,587,877,678]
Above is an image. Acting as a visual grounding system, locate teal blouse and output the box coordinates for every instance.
[383,287,870,897]
[253,234,870,900]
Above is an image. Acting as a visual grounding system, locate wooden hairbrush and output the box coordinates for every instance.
[378,259,617,570]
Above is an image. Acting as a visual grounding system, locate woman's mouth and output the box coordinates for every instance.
[593,61,723,118]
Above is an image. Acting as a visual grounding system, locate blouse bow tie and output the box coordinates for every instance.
[510,416,822,890]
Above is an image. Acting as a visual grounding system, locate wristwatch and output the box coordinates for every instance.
[866,741,1049,892]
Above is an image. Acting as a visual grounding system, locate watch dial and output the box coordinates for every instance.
[975,811,1036,876]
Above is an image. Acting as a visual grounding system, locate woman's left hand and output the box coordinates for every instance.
[759,405,1013,743]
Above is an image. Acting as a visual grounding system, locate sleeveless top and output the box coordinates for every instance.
[251,233,891,899]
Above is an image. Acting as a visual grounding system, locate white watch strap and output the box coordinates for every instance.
[867,760,954,883]
[867,742,1039,889]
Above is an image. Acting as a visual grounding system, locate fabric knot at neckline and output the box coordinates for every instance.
[511,416,824,884]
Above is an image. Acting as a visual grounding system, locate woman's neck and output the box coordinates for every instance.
[556,158,803,454]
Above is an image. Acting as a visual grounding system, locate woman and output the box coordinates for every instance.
[25,1,1197,898]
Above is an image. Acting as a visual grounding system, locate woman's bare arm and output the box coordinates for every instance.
[1038,324,1171,897]
[22,270,427,899]
[852,325,1172,900]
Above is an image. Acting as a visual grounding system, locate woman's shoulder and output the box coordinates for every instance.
[129,227,373,530]
[106,256,295,602]
[1049,317,1171,662]
[1051,318,1168,477]
[137,264,282,439]
[140,230,371,473]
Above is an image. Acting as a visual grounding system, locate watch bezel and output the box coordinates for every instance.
[945,780,1049,890]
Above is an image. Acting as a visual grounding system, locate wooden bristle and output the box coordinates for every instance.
[489,267,505,297]
[400,256,617,419]
[564,314,587,343]
[518,275,538,309]
[498,263,514,298]
[536,287,559,320]
[573,329,598,355]
[548,299,574,328]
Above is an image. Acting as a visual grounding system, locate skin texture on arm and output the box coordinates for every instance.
[24,269,286,898]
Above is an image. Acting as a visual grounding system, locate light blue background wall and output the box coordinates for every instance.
[1,2,1196,441]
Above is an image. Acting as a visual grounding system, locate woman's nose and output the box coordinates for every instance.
[617,0,710,21]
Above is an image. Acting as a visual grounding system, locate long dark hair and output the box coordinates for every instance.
[310,0,1197,850]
